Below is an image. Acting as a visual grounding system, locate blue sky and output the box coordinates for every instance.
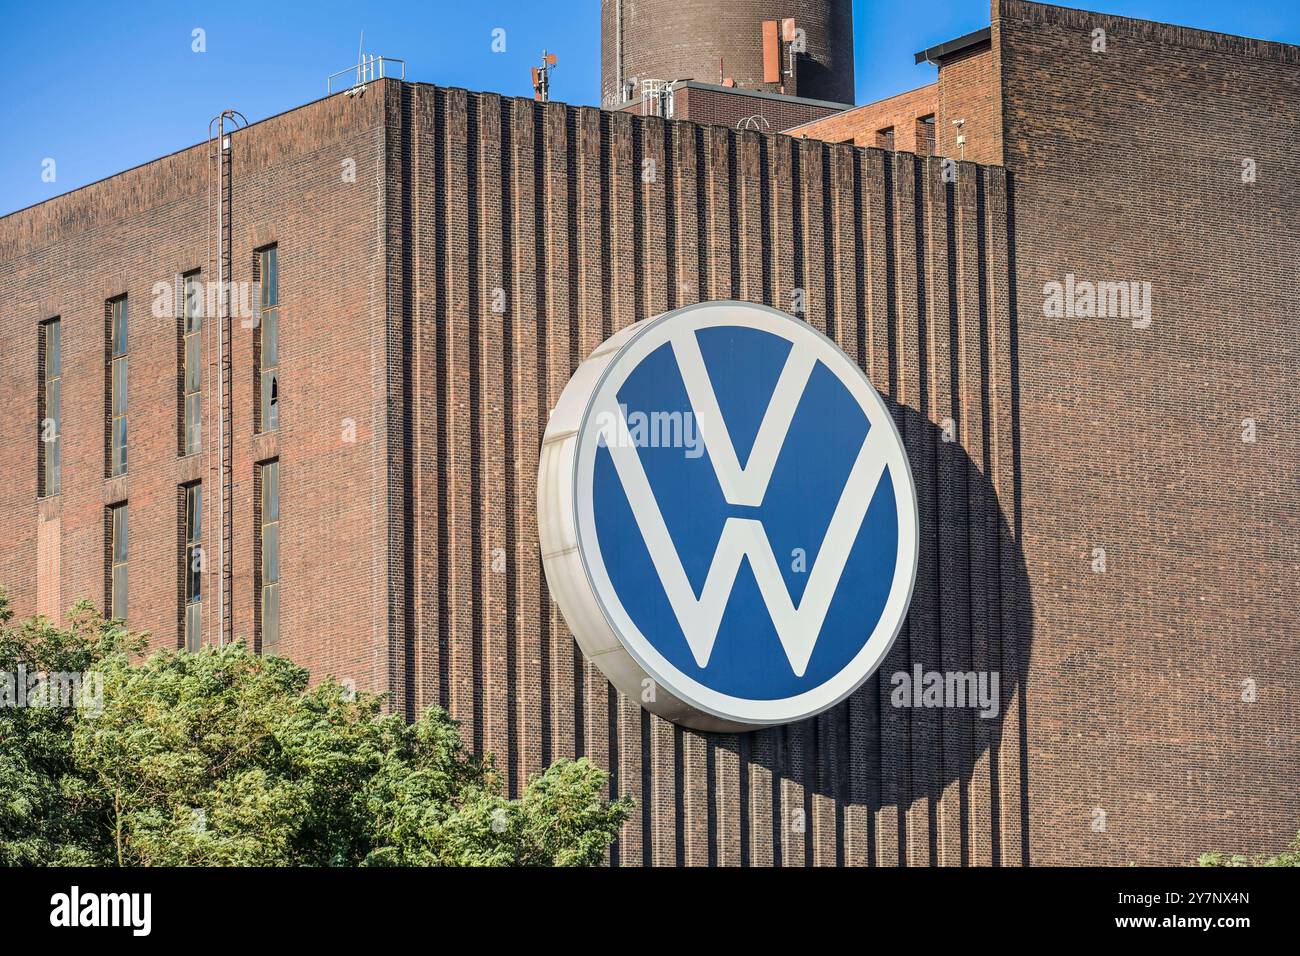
[1,0,1297,216]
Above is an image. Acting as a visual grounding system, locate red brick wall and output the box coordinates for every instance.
[997,0,1300,863]
[935,43,1003,165]
[792,41,1001,165]
[790,83,938,149]
[791,38,1002,166]
[0,88,395,700]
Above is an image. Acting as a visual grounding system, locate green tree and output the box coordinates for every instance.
[1197,832,1300,867]
[0,598,129,865]
[0,590,630,866]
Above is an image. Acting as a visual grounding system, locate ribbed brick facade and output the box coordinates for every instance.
[1,0,1296,867]
[389,82,1023,864]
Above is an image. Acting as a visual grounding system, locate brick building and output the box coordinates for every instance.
[787,81,940,152]
[616,79,849,134]
[789,25,1002,162]
[0,0,1295,866]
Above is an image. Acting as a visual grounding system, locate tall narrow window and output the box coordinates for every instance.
[108,503,128,620]
[917,115,936,157]
[256,247,279,432]
[876,126,895,151]
[182,272,203,455]
[108,296,128,476]
[40,318,61,497]
[183,483,203,651]
[258,460,280,655]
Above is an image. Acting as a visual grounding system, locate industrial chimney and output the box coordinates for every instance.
[600,0,854,107]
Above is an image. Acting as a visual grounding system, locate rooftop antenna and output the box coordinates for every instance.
[762,18,800,94]
[532,50,558,102]
[326,31,405,94]
[350,31,371,96]
[782,18,799,93]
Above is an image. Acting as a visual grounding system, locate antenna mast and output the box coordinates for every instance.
[531,50,558,102]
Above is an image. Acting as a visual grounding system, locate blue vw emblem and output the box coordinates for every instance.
[539,301,918,731]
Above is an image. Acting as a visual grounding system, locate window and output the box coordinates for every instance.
[183,483,203,651]
[255,247,279,432]
[108,503,128,620]
[876,126,895,151]
[182,272,202,455]
[258,460,280,655]
[917,114,936,157]
[108,296,128,476]
[40,318,61,497]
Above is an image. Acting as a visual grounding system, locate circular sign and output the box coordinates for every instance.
[538,301,918,732]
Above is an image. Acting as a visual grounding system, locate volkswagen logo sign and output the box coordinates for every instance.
[538,301,919,732]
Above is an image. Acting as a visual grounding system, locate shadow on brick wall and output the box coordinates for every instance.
[705,401,1032,866]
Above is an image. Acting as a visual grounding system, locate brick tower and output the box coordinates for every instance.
[601,0,855,107]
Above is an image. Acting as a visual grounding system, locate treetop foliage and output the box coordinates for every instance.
[0,589,631,866]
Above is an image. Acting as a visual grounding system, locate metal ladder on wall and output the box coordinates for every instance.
[207,109,246,648]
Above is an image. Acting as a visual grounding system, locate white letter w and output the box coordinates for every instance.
[599,331,888,676]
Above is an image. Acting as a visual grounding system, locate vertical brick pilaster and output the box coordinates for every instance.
[476,93,510,767]
[541,101,576,764]
[955,159,993,867]
[440,88,476,736]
